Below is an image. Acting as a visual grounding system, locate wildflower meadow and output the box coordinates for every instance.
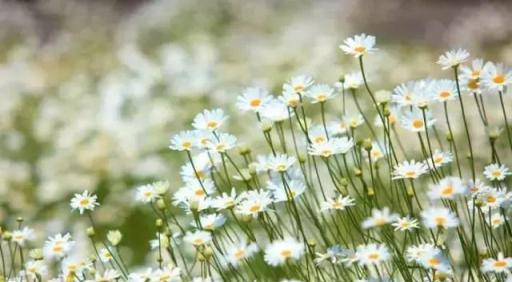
[1,1,512,282]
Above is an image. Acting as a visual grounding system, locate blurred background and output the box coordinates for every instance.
[1,0,512,266]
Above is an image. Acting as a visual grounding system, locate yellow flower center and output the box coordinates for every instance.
[487,195,497,203]
[494,260,507,268]
[195,189,206,197]
[491,170,502,178]
[412,119,424,129]
[405,171,416,178]
[207,121,218,129]
[249,204,261,213]
[441,185,454,197]
[439,91,451,98]
[314,136,325,144]
[280,249,292,258]
[321,150,332,157]
[435,216,446,226]
[182,141,192,149]
[293,84,305,93]
[368,252,380,261]
[428,257,440,267]
[234,249,246,259]
[79,199,90,206]
[250,99,261,107]
[493,75,505,84]
[467,79,479,90]
[355,46,367,53]
[192,238,204,245]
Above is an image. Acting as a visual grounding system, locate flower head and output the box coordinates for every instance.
[437,48,469,70]
[392,160,429,180]
[192,108,227,131]
[483,163,511,181]
[236,87,272,112]
[340,34,377,57]
[264,237,304,266]
[70,190,99,214]
[421,207,459,229]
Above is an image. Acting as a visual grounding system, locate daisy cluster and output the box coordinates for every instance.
[1,33,512,281]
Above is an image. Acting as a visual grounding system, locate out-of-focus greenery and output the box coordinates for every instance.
[1,0,511,266]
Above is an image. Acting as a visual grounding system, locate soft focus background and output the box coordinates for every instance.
[1,0,512,266]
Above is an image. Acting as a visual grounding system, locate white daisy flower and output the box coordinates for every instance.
[70,190,99,214]
[192,108,227,131]
[183,230,212,247]
[483,163,511,181]
[421,207,459,229]
[264,237,304,266]
[405,244,438,263]
[280,89,302,108]
[354,244,390,266]
[43,233,75,259]
[226,240,259,266]
[437,48,469,70]
[427,150,453,169]
[135,183,158,203]
[320,195,355,212]
[392,160,429,180]
[344,72,364,90]
[481,62,512,91]
[169,130,197,151]
[306,84,336,103]
[206,133,237,153]
[210,188,239,211]
[361,207,399,229]
[400,109,435,132]
[308,125,328,144]
[90,269,121,281]
[475,188,508,210]
[25,260,48,278]
[283,75,314,94]
[152,265,181,282]
[236,87,272,112]
[391,216,419,232]
[267,154,296,172]
[460,58,486,80]
[431,79,457,102]
[268,179,306,202]
[260,99,293,122]
[339,34,377,58]
[194,214,226,231]
[481,253,512,273]
[99,247,114,263]
[486,213,505,229]
[392,81,418,107]
[427,176,467,200]
[11,227,35,247]
[236,190,273,218]
[308,137,354,157]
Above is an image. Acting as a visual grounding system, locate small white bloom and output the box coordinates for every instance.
[481,253,512,273]
[392,160,429,180]
[437,48,469,70]
[306,84,336,103]
[44,233,75,259]
[354,244,390,266]
[183,230,212,247]
[236,87,272,112]
[320,195,355,212]
[483,163,511,181]
[421,207,459,229]
[70,190,99,214]
[226,241,259,266]
[362,207,399,229]
[427,176,467,200]
[339,34,377,57]
[11,227,35,247]
[192,108,227,131]
[264,237,304,266]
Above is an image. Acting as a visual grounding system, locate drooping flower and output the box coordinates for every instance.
[437,48,469,70]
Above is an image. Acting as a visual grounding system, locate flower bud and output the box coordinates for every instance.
[29,248,44,260]
[107,230,123,246]
[86,227,95,238]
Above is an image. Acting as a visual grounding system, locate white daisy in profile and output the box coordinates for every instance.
[268,179,306,202]
[483,163,511,181]
[44,233,75,259]
[280,89,302,108]
[354,244,390,266]
[308,137,354,157]
[418,249,452,273]
[183,230,212,247]
[195,214,226,231]
[226,240,259,266]
[211,188,239,211]
[486,213,505,229]
[169,130,197,151]
[421,207,459,229]
[92,269,121,281]
[361,207,399,229]
[70,190,99,214]
[427,176,467,200]
[392,81,417,107]
[320,195,355,212]
[475,188,508,210]
[437,48,469,70]
[460,58,486,80]
[391,216,419,232]
[339,34,377,58]
[481,253,512,273]
[267,154,296,172]
[367,142,385,162]
[392,160,429,180]
[236,87,272,113]
[236,190,273,218]
[192,108,227,131]
[405,244,438,263]
[306,84,336,103]
[152,265,182,282]
[431,79,457,102]
[135,183,158,203]
[427,150,453,169]
[308,125,328,144]
[206,133,237,153]
[25,260,48,279]
[400,109,435,132]
[283,75,314,95]
[260,99,293,122]
[481,62,512,91]
[264,237,304,266]
[12,227,35,247]
[466,178,488,195]
[344,72,364,89]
